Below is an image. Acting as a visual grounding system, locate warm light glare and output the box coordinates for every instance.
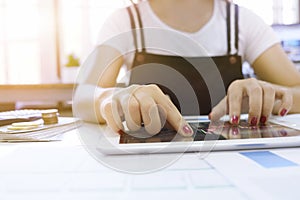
[59,0,127,65]
[234,0,274,24]
[0,0,298,84]
[0,47,5,83]
[0,0,40,83]
[0,0,128,84]
[8,42,41,83]
[5,2,39,39]
[234,0,299,25]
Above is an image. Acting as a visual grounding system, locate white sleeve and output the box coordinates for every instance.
[239,7,280,64]
[96,8,134,55]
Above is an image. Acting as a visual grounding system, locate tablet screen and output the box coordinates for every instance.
[119,120,300,144]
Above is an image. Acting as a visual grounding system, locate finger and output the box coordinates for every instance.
[247,82,263,126]
[227,81,243,125]
[100,98,124,132]
[140,99,161,135]
[155,95,193,136]
[120,93,141,131]
[259,82,275,124]
[275,88,293,116]
[144,84,193,137]
[133,89,162,135]
[209,97,227,121]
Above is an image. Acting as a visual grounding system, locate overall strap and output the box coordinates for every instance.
[126,3,146,52]
[128,1,239,55]
[226,1,239,55]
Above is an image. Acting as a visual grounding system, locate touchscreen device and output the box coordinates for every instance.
[119,120,298,144]
[97,116,300,155]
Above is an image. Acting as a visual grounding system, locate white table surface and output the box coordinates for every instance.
[0,122,300,200]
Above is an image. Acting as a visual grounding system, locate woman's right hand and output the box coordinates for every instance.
[99,84,194,136]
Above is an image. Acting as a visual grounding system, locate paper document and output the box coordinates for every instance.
[0,117,81,142]
[269,114,300,130]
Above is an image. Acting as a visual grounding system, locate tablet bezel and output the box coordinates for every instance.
[97,115,300,155]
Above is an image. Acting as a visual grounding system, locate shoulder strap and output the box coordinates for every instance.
[126,3,145,52]
[234,4,239,54]
[127,7,138,52]
[128,1,239,55]
[226,1,239,55]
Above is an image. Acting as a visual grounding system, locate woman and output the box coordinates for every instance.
[74,0,300,136]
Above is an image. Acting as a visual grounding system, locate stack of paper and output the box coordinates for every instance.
[0,117,81,142]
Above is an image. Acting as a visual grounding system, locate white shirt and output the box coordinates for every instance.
[97,0,279,65]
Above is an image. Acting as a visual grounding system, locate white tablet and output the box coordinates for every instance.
[97,115,300,155]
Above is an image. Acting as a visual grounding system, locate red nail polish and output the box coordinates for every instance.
[260,116,267,124]
[183,125,193,135]
[231,115,239,125]
[280,109,287,116]
[250,117,258,126]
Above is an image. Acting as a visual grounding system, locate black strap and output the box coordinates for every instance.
[128,1,239,55]
[234,4,239,54]
[226,1,239,55]
[127,4,145,52]
[133,4,146,51]
[226,2,231,55]
[127,7,138,53]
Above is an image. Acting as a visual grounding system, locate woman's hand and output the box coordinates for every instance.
[99,84,194,136]
[209,78,293,125]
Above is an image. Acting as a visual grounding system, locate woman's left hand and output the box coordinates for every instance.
[209,78,293,125]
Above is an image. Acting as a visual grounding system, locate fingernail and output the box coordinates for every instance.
[260,116,267,124]
[182,124,193,136]
[280,109,287,116]
[231,115,239,125]
[250,116,258,126]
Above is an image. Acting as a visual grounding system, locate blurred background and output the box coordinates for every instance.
[0,0,299,112]
[1,0,299,84]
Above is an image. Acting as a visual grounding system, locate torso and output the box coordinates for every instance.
[149,0,214,33]
[128,0,244,115]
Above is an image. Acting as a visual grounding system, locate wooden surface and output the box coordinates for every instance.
[0,84,76,103]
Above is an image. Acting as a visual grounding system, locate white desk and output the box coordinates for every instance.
[0,122,300,200]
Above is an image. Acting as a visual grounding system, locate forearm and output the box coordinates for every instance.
[272,85,300,114]
[290,86,300,113]
[72,84,114,124]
